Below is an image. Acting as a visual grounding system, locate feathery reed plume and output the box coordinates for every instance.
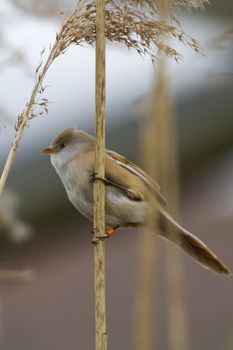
[59,0,203,61]
[0,0,204,197]
[93,0,107,349]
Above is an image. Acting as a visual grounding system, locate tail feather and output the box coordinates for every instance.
[158,210,231,275]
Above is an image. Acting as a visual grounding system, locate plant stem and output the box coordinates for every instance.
[134,85,159,350]
[154,56,189,350]
[0,41,56,196]
[93,0,107,349]
[158,63,188,350]
[0,1,80,197]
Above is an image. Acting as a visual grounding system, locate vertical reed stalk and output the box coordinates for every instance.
[154,57,189,350]
[133,66,160,350]
[133,218,158,350]
[93,1,107,350]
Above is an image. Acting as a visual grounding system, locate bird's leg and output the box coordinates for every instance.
[90,173,110,185]
[90,173,110,243]
[91,228,110,244]
[105,225,120,237]
[91,225,120,244]
[90,229,97,244]
[90,173,131,193]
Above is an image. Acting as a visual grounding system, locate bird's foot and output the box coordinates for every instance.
[90,173,109,185]
[106,228,115,236]
[91,229,110,244]
[91,235,110,244]
[91,226,119,244]
[105,225,120,237]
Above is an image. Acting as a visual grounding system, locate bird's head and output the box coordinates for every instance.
[43,126,94,167]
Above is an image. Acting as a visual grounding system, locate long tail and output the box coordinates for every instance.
[157,209,231,275]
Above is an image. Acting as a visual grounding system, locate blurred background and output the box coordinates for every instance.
[0,0,233,349]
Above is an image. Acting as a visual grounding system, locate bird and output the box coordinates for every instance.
[43,127,231,275]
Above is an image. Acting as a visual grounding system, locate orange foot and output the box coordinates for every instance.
[106,228,115,236]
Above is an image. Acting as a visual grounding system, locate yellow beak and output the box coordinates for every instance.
[42,146,55,154]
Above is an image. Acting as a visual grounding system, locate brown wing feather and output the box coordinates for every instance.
[107,150,167,206]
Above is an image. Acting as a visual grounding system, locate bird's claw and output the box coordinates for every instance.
[91,227,116,244]
[90,173,97,183]
[90,173,108,185]
[91,234,110,244]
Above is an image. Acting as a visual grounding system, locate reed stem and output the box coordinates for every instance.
[93,0,107,349]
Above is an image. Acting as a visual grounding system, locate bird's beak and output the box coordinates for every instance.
[42,146,55,154]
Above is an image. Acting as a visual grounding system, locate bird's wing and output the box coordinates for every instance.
[106,150,167,206]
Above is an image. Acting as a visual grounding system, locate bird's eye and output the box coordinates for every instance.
[59,142,66,149]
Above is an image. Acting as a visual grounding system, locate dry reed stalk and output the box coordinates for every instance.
[133,3,170,348]
[133,0,208,345]
[166,247,188,350]
[93,0,107,350]
[0,46,52,196]
[154,57,188,350]
[134,0,196,342]
[0,1,82,196]
[133,119,159,350]
[151,4,188,347]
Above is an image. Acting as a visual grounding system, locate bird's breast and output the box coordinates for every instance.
[54,159,93,220]
[51,156,148,227]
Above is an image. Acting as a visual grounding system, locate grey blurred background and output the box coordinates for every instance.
[0,0,233,349]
